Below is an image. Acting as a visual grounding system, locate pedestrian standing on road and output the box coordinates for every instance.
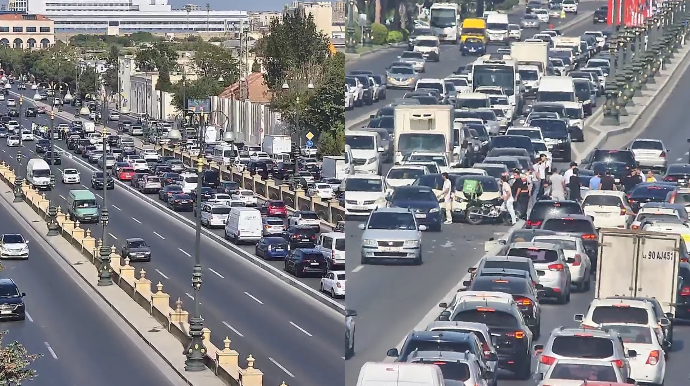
[563,162,577,198]
[512,170,530,219]
[568,167,582,202]
[600,170,617,191]
[645,170,657,182]
[500,175,517,225]
[549,168,567,201]
[589,171,602,190]
[532,154,547,204]
[438,172,454,225]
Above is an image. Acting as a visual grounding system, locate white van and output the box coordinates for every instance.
[356,362,445,386]
[224,207,262,244]
[179,172,198,194]
[200,202,231,228]
[26,158,52,190]
[536,76,576,103]
[316,232,345,269]
[345,131,384,175]
[486,13,510,45]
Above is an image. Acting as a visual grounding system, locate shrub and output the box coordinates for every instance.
[387,30,404,43]
[371,22,389,45]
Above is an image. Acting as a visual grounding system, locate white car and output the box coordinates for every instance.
[301,146,318,157]
[20,130,32,141]
[630,206,683,229]
[209,193,233,206]
[320,270,345,298]
[6,98,16,107]
[561,0,578,13]
[533,235,592,292]
[6,135,19,147]
[628,138,668,171]
[385,165,428,188]
[613,324,666,385]
[109,111,120,121]
[141,149,160,162]
[508,23,522,40]
[231,189,258,206]
[343,175,387,217]
[533,8,550,22]
[289,210,321,228]
[581,190,633,229]
[537,358,630,385]
[0,233,29,259]
[130,159,149,171]
[62,168,81,184]
[444,75,472,94]
[308,183,334,199]
[0,94,5,101]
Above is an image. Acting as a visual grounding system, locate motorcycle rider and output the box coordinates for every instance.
[500,175,517,225]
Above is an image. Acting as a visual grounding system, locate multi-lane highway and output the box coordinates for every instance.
[343,3,624,385]
[0,199,186,386]
[0,94,342,386]
[346,5,690,386]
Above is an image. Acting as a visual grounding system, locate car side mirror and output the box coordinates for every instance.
[574,313,584,322]
[21,292,26,297]
[533,344,544,354]
[377,146,384,152]
[566,257,575,263]
[664,312,674,320]
[468,267,477,273]
[438,310,451,321]
[25,240,29,244]
[625,378,636,384]
[386,348,400,357]
[462,280,472,287]
[535,283,544,290]
[439,302,448,308]
[487,352,498,361]
[535,372,544,381]
[346,309,357,317]
[659,318,671,327]
[627,349,637,357]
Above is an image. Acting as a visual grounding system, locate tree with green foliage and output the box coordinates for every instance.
[135,42,178,72]
[169,77,225,111]
[317,120,345,156]
[192,43,238,84]
[76,67,99,99]
[102,45,120,95]
[0,261,41,386]
[301,53,345,140]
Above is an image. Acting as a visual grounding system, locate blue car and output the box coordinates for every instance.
[461,38,486,56]
[255,236,289,260]
[386,185,443,231]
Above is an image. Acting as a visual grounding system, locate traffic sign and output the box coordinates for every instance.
[306,131,314,140]
[306,140,314,148]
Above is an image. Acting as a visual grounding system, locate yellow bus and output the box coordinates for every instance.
[460,18,487,43]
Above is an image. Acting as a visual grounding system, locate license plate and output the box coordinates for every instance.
[381,247,399,252]
[1,310,11,315]
[351,205,367,210]
[275,248,284,251]
[310,262,320,266]
[415,213,427,218]
[615,178,620,183]
[301,239,310,242]
[596,213,611,217]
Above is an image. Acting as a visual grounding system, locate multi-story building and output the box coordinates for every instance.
[22,0,247,35]
[7,0,26,12]
[0,13,53,49]
[284,1,333,39]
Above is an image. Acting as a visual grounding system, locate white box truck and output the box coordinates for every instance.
[596,229,681,316]
[321,156,351,180]
[510,41,549,74]
[393,105,453,164]
[262,135,291,155]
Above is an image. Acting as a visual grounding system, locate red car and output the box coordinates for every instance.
[262,200,287,217]
[118,167,136,180]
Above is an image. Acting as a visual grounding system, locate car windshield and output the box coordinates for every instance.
[532,142,548,152]
[530,119,568,137]
[582,195,622,207]
[64,169,78,175]
[508,247,559,263]
[550,336,614,358]
[549,363,617,382]
[591,306,649,324]
[417,82,443,93]
[533,237,578,250]
[390,67,415,75]
[345,178,383,192]
[542,219,594,233]
[408,155,447,166]
[0,284,20,298]
[518,69,539,80]
[128,240,148,248]
[184,176,198,183]
[470,278,529,294]
[414,361,471,382]
[447,78,468,87]
[367,212,417,230]
[400,52,424,59]
[416,39,438,47]
[2,234,24,243]
[388,168,426,180]
[211,207,231,215]
[269,201,285,207]
[345,135,375,150]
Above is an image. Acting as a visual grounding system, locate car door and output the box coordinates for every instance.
[323,272,334,291]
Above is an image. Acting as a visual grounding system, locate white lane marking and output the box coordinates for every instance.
[131,217,141,224]
[108,233,118,240]
[153,231,165,239]
[112,205,121,211]
[185,292,194,300]
[269,357,294,378]
[352,265,364,273]
[95,193,103,199]
[289,321,313,337]
[154,268,169,279]
[59,194,66,200]
[244,291,264,305]
[81,184,88,189]
[178,248,191,257]
[44,342,58,359]
[208,268,225,278]
[222,321,244,337]
[25,311,33,322]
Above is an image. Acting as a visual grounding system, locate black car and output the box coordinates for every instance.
[158,184,183,202]
[161,172,181,186]
[584,149,637,169]
[438,299,532,379]
[593,5,608,23]
[201,169,219,189]
[35,139,51,153]
[574,79,596,116]
[529,119,572,161]
[274,162,295,180]
[91,171,115,190]
[0,278,25,321]
[247,160,275,179]
[627,182,676,213]
[168,193,193,211]
[591,161,629,184]
[131,173,148,188]
[285,225,318,249]
[43,151,61,165]
[283,248,328,277]
[107,135,120,147]
[526,200,583,228]
[218,180,240,194]
[7,108,18,117]
[120,238,151,262]
[663,163,690,182]
[190,186,214,203]
[467,276,543,338]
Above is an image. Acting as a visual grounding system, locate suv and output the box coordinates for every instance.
[582,149,637,169]
[199,202,231,228]
[407,351,494,386]
[315,232,345,269]
[359,207,425,265]
[0,278,26,320]
[283,247,328,278]
[526,200,584,228]
[468,256,539,287]
[507,242,571,304]
[534,327,633,379]
[581,191,634,229]
[541,214,598,267]
[438,295,533,379]
[91,171,115,190]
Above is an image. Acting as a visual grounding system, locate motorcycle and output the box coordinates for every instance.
[464,197,512,226]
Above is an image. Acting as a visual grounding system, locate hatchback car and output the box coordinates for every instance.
[540,214,599,268]
[538,358,632,384]
[526,200,584,228]
[284,248,328,277]
[359,207,426,265]
[255,236,289,260]
[507,242,571,303]
[320,270,345,298]
[532,235,592,292]
[61,168,81,184]
[120,238,151,262]
[582,191,634,229]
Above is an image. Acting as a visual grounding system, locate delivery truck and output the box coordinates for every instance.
[262,135,291,155]
[596,229,681,316]
[321,156,351,180]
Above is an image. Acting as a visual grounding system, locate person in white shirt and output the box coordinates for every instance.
[562,162,577,197]
[531,154,548,204]
[438,172,453,225]
[500,175,517,225]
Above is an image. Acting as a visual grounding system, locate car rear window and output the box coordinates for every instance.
[452,309,518,327]
[404,339,474,357]
[542,219,594,233]
[550,363,618,382]
[631,140,663,150]
[631,185,674,199]
[507,247,559,263]
[582,195,622,207]
[415,361,471,381]
[533,237,577,250]
[470,278,530,294]
[483,260,531,273]
[591,306,649,324]
[335,238,345,250]
[529,202,583,220]
[671,193,690,205]
[606,325,653,344]
[429,328,489,348]
[550,336,614,358]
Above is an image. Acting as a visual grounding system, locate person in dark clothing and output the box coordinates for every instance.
[512,171,530,219]
[568,167,582,202]
[623,167,643,193]
[600,170,617,190]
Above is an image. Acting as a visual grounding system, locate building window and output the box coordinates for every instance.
[13,27,22,33]
[40,26,50,33]
[26,27,36,32]
[0,27,8,33]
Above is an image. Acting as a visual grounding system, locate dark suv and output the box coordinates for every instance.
[0,278,26,321]
[91,171,115,190]
[593,5,608,23]
[247,160,275,179]
[582,149,637,169]
[526,200,584,228]
[283,248,327,277]
[541,214,598,267]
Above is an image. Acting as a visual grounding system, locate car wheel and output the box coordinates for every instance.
[584,274,591,291]
[331,288,336,298]
[361,254,370,265]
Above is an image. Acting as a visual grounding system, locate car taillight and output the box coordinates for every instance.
[581,234,597,240]
[515,297,532,306]
[506,331,525,339]
[292,235,299,239]
[664,176,677,182]
[526,220,542,227]
[482,342,492,359]
[336,282,342,288]
[612,359,624,368]
[646,350,660,365]
[311,235,316,239]
[548,263,564,271]
[571,254,582,266]
[660,151,666,158]
[681,286,690,296]
[619,205,626,215]
[331,249,335,261]
[539,355,556,365]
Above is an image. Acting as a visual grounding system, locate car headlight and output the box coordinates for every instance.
[362,239,377,247]
[473,145,480,152]
[22,246,29,251]
[366,157,377,164]
[429,207,440,213]
[404,240,420,248]
[557,139,564,143]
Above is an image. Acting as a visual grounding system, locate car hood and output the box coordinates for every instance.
[345,191,385,202]
[390,200,439,210]
[2,243,26,249]
[0,297,23,306]
[128,247,151,254]
[362,229,420,240]
[350,149,377,159]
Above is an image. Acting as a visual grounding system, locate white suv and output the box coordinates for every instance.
[533,235,592,292]
[507,242,571,304]
[582,190,633,229]
[562,0,578,13]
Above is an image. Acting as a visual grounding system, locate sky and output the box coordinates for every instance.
[167,0,335,12]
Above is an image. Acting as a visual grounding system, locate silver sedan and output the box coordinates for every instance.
[520,14,541,28]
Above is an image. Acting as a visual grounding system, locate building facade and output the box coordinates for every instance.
[0,13,53,49]
[24,0,247,34]
[284,1,333,38]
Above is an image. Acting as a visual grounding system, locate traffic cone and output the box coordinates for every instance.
[560,9,566,18]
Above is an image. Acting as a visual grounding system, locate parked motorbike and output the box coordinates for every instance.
[465,197,512,226]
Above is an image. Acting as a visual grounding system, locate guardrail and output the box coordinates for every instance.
[155,145,346,228]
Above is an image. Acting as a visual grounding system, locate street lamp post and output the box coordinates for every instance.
[345,0,357,53]
[13,151,23,202]
[363,0,372,47]
[281,81,314,176]
[46,109,59,236]
[98,91,113,285]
